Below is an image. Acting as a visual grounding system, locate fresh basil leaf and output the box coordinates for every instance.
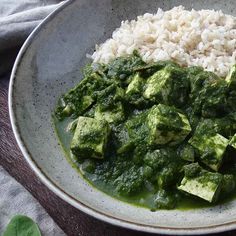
[3,215,41,236]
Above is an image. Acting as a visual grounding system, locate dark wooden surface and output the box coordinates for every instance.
[1,69,236,236]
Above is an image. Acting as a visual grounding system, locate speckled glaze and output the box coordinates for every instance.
[9,0,236,234]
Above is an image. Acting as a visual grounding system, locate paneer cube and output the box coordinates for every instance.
[143,65,189,107]
[126,73,144,95]
[97,84,124,111]
[200,80,228,118]
[80,95,94,112]
[94,102,125,124]
[143,69,168,102]
[189,133,228,171]
[147,104,191,146]
[71,116,110,159]
[56,73,107,119]
[229,134,236,149]
[126,73,148,107]
[178,163,223,203]
[226,64,236,84]
[113,125,134,155]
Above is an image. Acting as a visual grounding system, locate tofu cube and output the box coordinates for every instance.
[178,163,223,203]
[189,133,228,171]
[94,102,125,124]
[71,116,110,159]
[147,104,191,146]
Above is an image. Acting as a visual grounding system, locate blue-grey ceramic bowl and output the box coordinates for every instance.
[9,0,236,234]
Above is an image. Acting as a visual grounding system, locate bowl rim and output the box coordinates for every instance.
[8,0,236,234]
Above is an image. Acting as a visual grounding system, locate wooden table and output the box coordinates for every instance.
[0,67,235,236]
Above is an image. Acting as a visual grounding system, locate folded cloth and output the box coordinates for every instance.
[0,0,65,52]
[0,1,66,235]
[0,0,65,75]
[0,166,65,235]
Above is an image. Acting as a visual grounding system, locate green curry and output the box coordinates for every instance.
[54,52,236,210]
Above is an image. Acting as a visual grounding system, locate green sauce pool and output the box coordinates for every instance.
[54,116,236,210]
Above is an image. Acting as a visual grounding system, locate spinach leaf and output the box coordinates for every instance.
[3,215,41,236]
[107,51,145,80]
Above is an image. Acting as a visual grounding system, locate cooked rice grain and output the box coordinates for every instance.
[92,6,236,77]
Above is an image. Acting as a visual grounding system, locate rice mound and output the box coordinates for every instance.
[91,6,236,77]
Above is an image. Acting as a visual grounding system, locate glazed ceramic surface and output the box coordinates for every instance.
[9,0,236,234]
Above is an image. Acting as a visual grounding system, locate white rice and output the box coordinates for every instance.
[91,6,236,77]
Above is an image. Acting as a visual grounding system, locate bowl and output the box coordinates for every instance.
[9,0,236,234]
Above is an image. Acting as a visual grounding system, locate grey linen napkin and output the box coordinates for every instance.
[0,0,65,75]
[0,1,66,235]
[0,167,65,235]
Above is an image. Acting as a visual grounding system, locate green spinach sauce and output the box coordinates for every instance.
[54,52,236,210]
